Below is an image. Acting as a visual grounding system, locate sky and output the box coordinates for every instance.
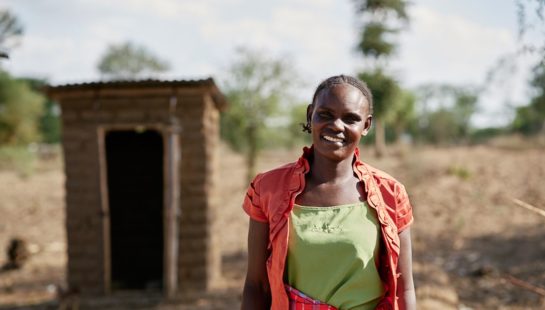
[0,0,542,127]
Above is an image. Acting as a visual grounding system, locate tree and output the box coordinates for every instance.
[414,84,478,144]
[287,102,312,148]
[515,0,545,54]
[221,48,297,182]
[353,0,410,157]
[358,68,401,152]
[0,71,44,145]
[451,88,478,141]
[0,10,24,58]
[24,78,60,143]
[513,62,545,134]
[510,1,545,135]
[387,89,416,144]
[425,109,459,145]
[97,42,169,80]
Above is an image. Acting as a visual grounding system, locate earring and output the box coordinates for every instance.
[302,121,312,133]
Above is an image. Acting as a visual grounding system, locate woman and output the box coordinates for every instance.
[242,75,416,310]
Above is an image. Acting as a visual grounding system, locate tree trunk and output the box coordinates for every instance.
[375,118,386,157]
[394,124,403,146]
[246,124,258,184]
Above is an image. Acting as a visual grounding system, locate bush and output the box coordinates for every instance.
[0,71,45,145]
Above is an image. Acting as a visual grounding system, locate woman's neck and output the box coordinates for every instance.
[309,151,355,185]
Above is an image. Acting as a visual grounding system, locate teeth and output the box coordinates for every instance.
[323,135,343,143]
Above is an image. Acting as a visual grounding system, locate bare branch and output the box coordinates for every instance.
[511,198,545,218]
[504,273,545,296]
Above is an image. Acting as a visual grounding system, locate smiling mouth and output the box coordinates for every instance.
[322,135,345,143]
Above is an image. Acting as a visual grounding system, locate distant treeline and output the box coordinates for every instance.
[0,63,543,149]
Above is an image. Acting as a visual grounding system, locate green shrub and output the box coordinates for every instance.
[446,165,471,180]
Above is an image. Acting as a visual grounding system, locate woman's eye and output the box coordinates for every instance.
[343,116,361,124]
[318,112,332,118]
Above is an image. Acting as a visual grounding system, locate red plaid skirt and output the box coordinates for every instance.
[285,284,337,310]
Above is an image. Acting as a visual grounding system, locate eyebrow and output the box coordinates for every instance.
[345,112,363,120]
[316,106,363,118]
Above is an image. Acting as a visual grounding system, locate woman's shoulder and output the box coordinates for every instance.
[359,161,413,229]
[358,161,410,201]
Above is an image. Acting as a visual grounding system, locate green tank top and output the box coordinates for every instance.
[286,202,385,310]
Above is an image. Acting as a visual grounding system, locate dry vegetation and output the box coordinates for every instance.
[0,140,544,309]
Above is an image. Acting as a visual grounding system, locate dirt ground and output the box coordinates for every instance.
[0,140,544,309]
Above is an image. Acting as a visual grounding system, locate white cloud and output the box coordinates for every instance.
[88,16,133,43]
[397,6,517,86]
[124,0,216,20]
[395,5,535,127]
[75,0,218,21]
[270,5,358,87]
[197,0,359,94]
[201,18,284,51]
[5,34,102,83]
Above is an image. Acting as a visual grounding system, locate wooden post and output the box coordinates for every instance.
[97,126,112,294]
[164,127,180,298]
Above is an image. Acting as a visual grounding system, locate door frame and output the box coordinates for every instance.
[97,123,180,297]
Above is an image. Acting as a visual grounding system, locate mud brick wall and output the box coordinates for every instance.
[53,82,224,296]
[62,103,105,294]
[177,93,221,291]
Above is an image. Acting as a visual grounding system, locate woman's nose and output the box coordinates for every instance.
[330,118,344,131]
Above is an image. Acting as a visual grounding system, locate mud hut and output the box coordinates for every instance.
[47,79,226,298]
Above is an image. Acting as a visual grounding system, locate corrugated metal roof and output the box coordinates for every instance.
[47,78,215,91]
[46,78,227,109]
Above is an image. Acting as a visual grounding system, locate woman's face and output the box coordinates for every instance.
[308,84,372,162]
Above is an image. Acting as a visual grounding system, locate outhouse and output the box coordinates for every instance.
[47,79,226,298]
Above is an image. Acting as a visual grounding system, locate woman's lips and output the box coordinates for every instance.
[321,135,345,143]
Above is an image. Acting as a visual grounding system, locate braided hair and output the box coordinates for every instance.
[302,75,373,133]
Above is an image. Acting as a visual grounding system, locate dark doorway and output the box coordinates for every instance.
[106,130,164,291]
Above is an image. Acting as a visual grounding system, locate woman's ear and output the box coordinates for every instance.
[306,104,314,124]
[362,115,373,136]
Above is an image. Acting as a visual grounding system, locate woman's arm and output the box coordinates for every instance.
[241,219,271,310]
[397,227,416,310]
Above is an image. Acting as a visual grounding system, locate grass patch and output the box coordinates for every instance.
[447,165,471,180]
[487,134,545,150]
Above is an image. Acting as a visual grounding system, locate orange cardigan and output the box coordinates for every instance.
[243,146,414,310]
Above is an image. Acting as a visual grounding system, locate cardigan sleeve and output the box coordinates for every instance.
[242,174,268,223]
[395,183,414,232]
